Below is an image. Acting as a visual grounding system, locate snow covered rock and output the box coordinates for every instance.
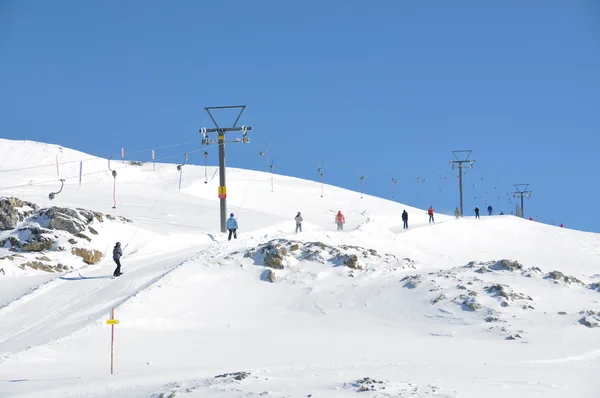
[261,269,276,282]
[484,284,533,302]
[545,271,584,285]
[0,197,38,230]
[401,274,424,288]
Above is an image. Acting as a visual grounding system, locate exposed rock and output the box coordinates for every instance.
[289,244,299,251]
[21,236,55,252]
[36,255,51,261]
[88,226,98,235]
[119,216,133,223]
[43,207,86,235]
[485,314,501,323]
[1,253,24,261]
[20,261,54,272]
[522,267,543,278]
[558,311,567,315]
[75,232,91,242]
[431,294,447,304]
[349,377,385,393]
[505,334,522,340]
[68,238,77,244]
[93,212,104,223]
[590,283,600,292]
[76,208,95,224]
[71,248,103,264]
[485,284,533,301]
[0,197,38,230]
[579,315,600,328]
[401,274,423,288]
[214,371,250,381]
[545,271,584,285]
[476,265,490,273]
[497,259,523,271]
[343,254,361,270]
[501,301,509,307]
[106,214,116,221]
[248,242,287,269]
[460,296,481,311]
[261,269,276,283]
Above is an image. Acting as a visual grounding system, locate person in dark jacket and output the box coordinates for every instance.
[402,210,408,229]
[295,212,303,233]
[475,206,480,219]
[487,205,493,216]
[113,242,123,277]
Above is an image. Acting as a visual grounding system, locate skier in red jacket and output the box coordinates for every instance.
[335,211,345,231]
[428,206,434,223]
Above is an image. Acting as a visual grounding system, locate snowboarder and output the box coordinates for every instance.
[454,207,460,219]
[500,211,504,215]
[335,211,345,231]
[475,206,480,219]
[428,206,434,223]
[112,242,123,277]
[560,223,564,228]
[295,211,303,233]
[402,210,408,229]
[226,213,238,240]
[487,205,493,216]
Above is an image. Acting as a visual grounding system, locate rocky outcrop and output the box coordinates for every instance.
[545,271,584,285]
[579,311,600,328]
[261,269,276,283]
[401,274,424,288]
[43,207,87,235]
[71,248,103,264]
[0,197,38,230]
[245,239,409,274]
[341,254,362,270]
[485,284,533,301]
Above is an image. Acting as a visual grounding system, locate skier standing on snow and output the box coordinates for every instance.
[112,242,123,277]
[335,211,345,231]
[487,205,493,216]
[226,213,238,241]
[295,211,303,233]
[454,207,460,219]
[402,210,408,229]
[428,206,434,223]
[475,206,480,219]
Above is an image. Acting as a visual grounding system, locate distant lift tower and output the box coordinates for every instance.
[199,105,253,233]
[449,150,475,217]
[511,184,532,219]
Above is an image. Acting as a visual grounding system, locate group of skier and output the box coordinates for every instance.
[110,203,519,276]
[294,210,346,232]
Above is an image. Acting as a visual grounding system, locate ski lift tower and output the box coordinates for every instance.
[199,105,253,233]
[449,150,475,217]
[511,184,532,219]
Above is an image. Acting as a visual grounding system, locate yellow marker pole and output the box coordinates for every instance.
[108,307,116,375]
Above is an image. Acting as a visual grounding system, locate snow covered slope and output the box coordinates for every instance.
[0,138,599,397]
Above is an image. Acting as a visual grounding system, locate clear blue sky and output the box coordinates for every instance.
[1,1,599,232]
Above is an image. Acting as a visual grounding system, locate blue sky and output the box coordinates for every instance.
[1,1,599,231]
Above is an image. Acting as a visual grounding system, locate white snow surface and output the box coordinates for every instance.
[0,138,599,397]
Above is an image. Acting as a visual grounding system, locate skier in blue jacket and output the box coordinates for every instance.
[226,213,238,241]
